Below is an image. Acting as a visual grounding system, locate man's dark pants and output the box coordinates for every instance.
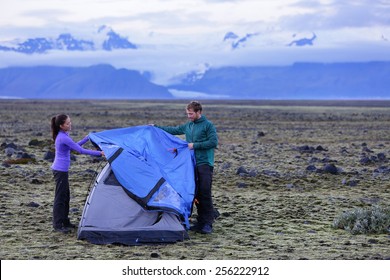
[195,164,215,226]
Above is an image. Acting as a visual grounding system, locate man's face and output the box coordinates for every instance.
[186,109,201,122]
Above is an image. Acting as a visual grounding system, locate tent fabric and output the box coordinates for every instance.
[78,164,189,245]
[87,125,196,226]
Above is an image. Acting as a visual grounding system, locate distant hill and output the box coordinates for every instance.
[1,62,389,100]
[169,61,390,99]
[0,65,172,99]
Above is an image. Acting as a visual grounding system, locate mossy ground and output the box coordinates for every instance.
[1,99,389,260]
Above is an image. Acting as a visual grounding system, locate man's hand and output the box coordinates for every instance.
[188,143,194,150]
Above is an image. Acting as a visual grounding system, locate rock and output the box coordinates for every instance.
[316,145,327,151]
[150,253,160,258]
[370,155,378,162]
[363,147,373,153]
[306,165,317,172]
[44,151,55,162]
[377,153,387,161]
[373,166,390,174]
[26,202,40,208]
[342,178,359,186]
[297,145,315,153]
[321,157,336,163]
[348,180,358,187]
[236,166,248,175]
[323,163,339,175]
[257,131,266,137]
[28,139,43,146]
[30,178,42,184]
[5,147,15,157]
[5,143,18,149]
[237,182,248,188]
[16,152,34,159]
[263,170,280,177]
[360,156,372,165]
[221,162,231,170]
[309,157,320,163]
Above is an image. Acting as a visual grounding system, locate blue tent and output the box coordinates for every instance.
[77,125,196,245]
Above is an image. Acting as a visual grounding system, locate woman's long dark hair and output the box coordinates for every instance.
[51,114,69,141]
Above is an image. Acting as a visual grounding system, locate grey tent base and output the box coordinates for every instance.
[78,229,188,245]
[77,163,189,245]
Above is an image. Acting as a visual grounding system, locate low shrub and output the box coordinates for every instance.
[4,158,36,165]
[332,205,390,235]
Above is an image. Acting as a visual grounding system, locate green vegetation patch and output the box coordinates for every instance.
[332,205,390,235]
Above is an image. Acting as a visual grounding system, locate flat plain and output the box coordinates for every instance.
[1,99,389,260]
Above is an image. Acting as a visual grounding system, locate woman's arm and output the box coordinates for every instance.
[64,135,102,156]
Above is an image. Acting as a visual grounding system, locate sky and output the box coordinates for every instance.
[0,0,389,84]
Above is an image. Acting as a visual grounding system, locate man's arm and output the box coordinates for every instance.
[155,123,187,136]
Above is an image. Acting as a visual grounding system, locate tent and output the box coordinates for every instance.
[77,125,196,245]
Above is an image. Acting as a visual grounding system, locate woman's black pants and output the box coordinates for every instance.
[52,170,70,229]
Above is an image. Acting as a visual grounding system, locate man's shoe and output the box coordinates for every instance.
[54,227,71,234]
[190,223,203,232]
[200,224,213,234]
[64,223,76,229]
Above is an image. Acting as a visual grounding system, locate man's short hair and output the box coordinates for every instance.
[187,101,202,112]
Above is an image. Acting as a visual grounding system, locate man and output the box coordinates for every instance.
[155,101,218,234]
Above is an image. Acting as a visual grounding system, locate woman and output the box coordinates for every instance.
[50,114,104,234]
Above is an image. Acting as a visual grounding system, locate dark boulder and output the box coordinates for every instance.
[306,165,317,172]
[236,166,249,175]
[44,150,55,162]
[377,153,387,162]
[26,202,40,208]
[323,163,339,175]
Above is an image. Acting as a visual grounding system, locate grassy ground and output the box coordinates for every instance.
[0,99,389,260]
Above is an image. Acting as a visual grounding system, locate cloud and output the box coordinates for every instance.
[284,0,390,30]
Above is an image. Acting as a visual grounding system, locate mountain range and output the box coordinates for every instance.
[0,25,136,54]
[0,27,389,99]
[1,62,389,99]
[169,61,390,99]
[0,65,171,99]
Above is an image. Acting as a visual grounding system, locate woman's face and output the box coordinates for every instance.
[60,117,72,132]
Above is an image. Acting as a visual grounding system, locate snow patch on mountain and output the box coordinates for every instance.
[223,31,260,50]
[167,63,211,85]
[288,32,317,46]
[0,26,136,54]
